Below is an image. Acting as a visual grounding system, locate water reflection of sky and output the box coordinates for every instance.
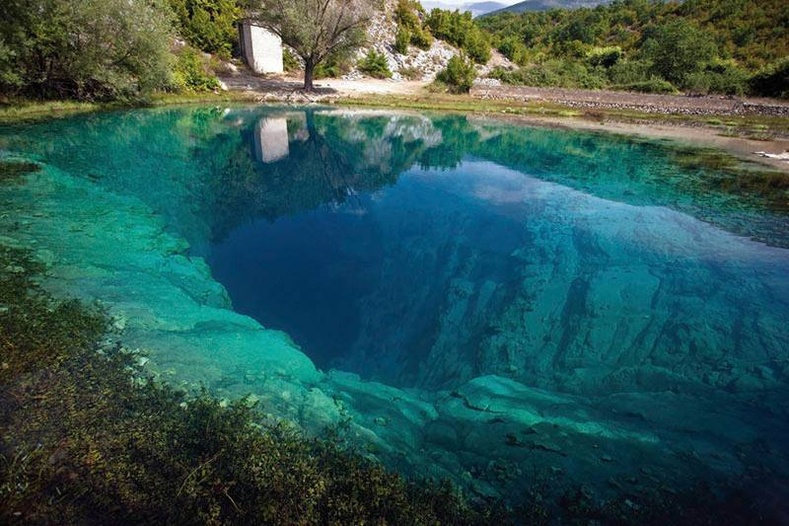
[409,158,789,274]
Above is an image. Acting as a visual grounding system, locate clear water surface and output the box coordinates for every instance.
[2,106,787,503]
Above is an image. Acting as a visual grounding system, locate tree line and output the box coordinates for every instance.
[1,0,786,102]
[478,0,788,97]
[0,0,245,101]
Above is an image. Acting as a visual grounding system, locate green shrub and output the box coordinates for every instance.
[283,48,301,73]
[640,18,717,89]
[613,77,678,94]
[426,9,491,64]
[358,50,392,79]
[395,0,424,31]
[411,27,434,50]
[171,46,221,92]
[395,27,411,55]
[0,0,173,101]
[587,46,622,68]
[314,51,353,79]
[607,59,652,85]
[436,54,476,93]
[489,60,605,89]
[750,57,789,98]
[395,0,433,52]
[684,59,748,95]
[497,36,529,65]
[168,0,242,59]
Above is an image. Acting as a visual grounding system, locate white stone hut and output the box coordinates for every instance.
[238,20,284,74]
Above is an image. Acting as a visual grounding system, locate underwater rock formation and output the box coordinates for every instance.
[1,106,787,503]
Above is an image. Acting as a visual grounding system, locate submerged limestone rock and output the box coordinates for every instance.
[2,106,788,504]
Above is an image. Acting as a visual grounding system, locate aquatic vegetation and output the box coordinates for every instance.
[0,161,40,185]
[670,147,789,213]
[0,242,778,526]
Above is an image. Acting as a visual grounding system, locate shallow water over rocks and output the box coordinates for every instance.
[1,106,787,504]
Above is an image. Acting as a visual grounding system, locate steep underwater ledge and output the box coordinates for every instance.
[3,157,788,503]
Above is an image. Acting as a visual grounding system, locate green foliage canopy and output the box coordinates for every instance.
[168,0,243,58]
[358,49,393,78]
[437,54,477,93]
[0,0,174,101]
[427,9,492,63]
[479,0,789,97]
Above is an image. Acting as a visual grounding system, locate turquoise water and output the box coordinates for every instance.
[2,106,788,505]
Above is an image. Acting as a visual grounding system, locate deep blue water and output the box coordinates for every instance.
[210,204,383,367]
[200,111,788,393]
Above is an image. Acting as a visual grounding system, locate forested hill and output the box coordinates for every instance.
[478,0,788,96]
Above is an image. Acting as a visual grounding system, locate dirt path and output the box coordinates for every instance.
[219,71,428,101]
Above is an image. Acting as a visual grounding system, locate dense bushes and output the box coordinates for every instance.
[168,0,242,59]
[0,0,234,102]
[0,0,174,101]
[436,54,477,93]
[427,9,491,64]
[480,0,789,97]
[395,0,434,53]
[172,46,222,92]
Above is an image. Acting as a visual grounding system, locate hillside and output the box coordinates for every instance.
[346,0,512,81]
[477,0,789,96]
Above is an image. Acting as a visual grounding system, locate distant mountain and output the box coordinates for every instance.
[421,1,508,17]
[482,0,611,16]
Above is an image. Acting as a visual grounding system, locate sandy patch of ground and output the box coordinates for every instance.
[219,71,428,99]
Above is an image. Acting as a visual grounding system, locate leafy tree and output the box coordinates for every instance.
[395,27,411,55]
[478,0,789,96]
[172,46,222,92]
[640,18,717,88]
[395,0,433,50]
[0,0,174,101]
[427,9,491,64]
[169,0,243,58]
[436,54,476,93]
[245,0,376,90]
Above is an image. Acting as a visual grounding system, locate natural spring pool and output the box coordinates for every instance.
[1,105,788,507]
